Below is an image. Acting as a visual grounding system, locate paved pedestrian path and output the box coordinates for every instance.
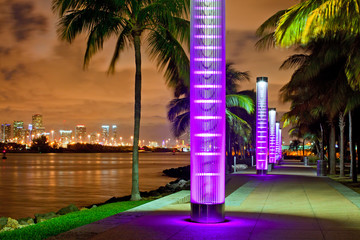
[50,162,360,240]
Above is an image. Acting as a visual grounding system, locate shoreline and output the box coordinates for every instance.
[0,165,190,231]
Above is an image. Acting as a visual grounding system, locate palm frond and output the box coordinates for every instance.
[167,96,190,121]
[108,24,132,73]
[255,33,276,51]
[226,109,252,139]
[225,94,254,114]
[280,54,308,70]
[171,111,190,138]
[147,26,190,89]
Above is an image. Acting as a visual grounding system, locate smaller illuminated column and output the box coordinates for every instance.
[278,127,282,161]
[275,122,280,162]
[256,77,268,175]
[268,108,276,165]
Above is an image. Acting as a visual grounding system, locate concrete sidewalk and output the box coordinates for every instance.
[51,163,360,240]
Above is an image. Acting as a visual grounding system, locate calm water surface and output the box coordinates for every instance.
[0,152,190,219]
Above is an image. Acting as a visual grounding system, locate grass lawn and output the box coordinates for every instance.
[0,200,150,240]
[328,174,360,194]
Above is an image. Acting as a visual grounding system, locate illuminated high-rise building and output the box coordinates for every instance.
[75,125,86,142]
[101,125,110,143]
[112,125,117,143]
[1,124,11,142]
[13,121,24,142]
[59,130,72,144]
[32,114,45,136]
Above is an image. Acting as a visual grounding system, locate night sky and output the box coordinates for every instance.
[0,0,299,142]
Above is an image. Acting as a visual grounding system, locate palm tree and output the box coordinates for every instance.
[278,38,353,175]
[268,0,360,89]
[257,4,360,179]
[53,0,190,200]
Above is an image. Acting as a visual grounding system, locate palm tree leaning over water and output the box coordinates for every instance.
[53,0,190,200]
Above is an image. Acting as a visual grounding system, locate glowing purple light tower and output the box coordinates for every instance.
[268,108,276,166]
[190,0,226,223]
[275,121,280,162]
[256,77,268,175]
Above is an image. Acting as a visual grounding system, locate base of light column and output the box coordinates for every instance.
[257,169,267,175]
[191,203,225,223]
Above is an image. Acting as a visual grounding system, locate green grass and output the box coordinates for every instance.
[328,174,360,194]
[0,200,150,240]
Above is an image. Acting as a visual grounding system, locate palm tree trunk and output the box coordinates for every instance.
[329,121,336,175]
[339,112,345,177]
[349,111,357,183]
[130,34,142,201]
[302,139,305,157]
[357,142,360,174]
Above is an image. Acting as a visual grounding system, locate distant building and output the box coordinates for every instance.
[59,130,72,145]
[1,124,11,142]
[101,125,110,144]
[32,114,45,136]
[90,132,97,144]
[112,125,117,144]
[149,141,159,148]
[13,121,24,142]
[75,125,86,142]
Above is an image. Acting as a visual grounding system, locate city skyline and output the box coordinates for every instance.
[1,113,181,146]
[0,0,298,142]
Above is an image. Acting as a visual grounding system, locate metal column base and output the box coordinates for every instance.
[257,169,267,175]
[191,203,224,223]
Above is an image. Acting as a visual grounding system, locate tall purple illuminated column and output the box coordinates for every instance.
[190,0,226,223]
[256,77,268,175]
[275,121,280,162]
[268,108,276,165]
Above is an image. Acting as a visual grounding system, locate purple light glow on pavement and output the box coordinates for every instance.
[256,77,268,173]
[268,108,276,164]
[190,0,226,214]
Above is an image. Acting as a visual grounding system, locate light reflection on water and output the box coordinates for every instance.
[0,152,190,219]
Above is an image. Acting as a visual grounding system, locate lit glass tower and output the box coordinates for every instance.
[268,108,276,165]
[190,0,226,223]
[75,125,87,142]
[256,77,268,174]
[13,121,24,142]
[101,125,110,144]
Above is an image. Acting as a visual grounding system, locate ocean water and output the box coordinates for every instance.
[0,152,190,219]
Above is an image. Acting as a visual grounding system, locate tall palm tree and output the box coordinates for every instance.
[257,3,360,179]
[53,0,190,200]
[278,38,353,175]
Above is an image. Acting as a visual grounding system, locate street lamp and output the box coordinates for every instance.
[256,77,269,175]
[268,108,276,168]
